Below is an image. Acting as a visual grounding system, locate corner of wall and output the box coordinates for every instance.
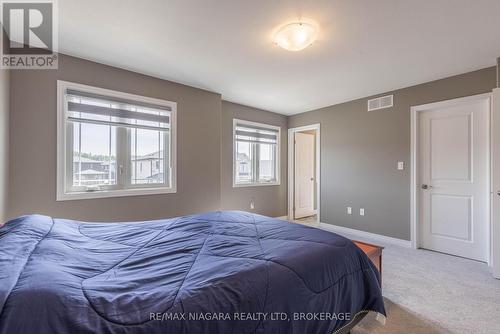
[0,69,9,222]
[216,95,223,211]
[220,100,288,217]
[496,57,499,88]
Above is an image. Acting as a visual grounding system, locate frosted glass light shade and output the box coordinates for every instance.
[274,22,318,51]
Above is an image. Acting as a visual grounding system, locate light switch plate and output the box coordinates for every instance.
[347,207,352,215]
[397,161,404,170]
[359,208,365,216]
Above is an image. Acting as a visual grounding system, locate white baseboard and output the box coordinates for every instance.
[317,223,412,248]
[274,215,411,248]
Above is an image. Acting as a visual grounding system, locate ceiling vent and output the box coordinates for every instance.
[367,95,393,112]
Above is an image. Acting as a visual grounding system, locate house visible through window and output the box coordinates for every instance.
[233,119,280,186]
[57,81,177,200]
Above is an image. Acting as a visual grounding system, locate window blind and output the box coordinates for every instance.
[235,122,279,144]
[66,90,170,131]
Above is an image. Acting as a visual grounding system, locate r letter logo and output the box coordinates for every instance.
[1,0,58,69]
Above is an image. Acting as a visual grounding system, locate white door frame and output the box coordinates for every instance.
[288,124,321,220]
[410,93,492,265]
[491,88,500,278]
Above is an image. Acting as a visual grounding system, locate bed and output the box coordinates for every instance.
[0,211,385,333]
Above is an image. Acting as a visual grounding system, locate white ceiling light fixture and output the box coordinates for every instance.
[274,21,319,52]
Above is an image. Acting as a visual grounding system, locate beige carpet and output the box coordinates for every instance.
[294,219,500,334]
[353,299,454,334]
[358,242,500,334]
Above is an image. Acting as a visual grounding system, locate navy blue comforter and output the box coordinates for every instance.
[0,211,385,334]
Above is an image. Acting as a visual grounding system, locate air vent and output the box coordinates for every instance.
[367,95,393,112]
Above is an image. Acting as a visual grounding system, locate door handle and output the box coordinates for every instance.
[421,184,433,190]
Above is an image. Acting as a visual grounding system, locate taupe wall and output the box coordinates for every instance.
[5,53,497,231]
[221,101,287,217]
[8,55,223,222]
[0,69,8,221]
[288,67,497,240]
[7,55,287,222]
[497,57,500,87]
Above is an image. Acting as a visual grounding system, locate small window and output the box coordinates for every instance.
[233,119,280,187]
[57,81,177,200]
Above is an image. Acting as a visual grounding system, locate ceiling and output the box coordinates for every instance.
[60,0,500,115]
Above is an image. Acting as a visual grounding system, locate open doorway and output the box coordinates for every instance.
[288,124,320,223]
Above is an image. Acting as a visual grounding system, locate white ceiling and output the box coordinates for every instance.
[60,0,500,115]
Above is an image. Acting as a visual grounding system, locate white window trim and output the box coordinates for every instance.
[56,80,177,201]
[232,118,281,187]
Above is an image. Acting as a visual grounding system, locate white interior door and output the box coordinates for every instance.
[419,96,489,262]
[294,132,315,219]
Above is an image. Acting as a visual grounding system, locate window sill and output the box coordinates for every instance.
[56,186,177,201]
[232,181,281,188]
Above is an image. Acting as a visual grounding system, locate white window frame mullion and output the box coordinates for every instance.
[272,143,277,181]
[163,130,170,187]
[65,121,75,192]
[254,142,260,183]
[117,127,129,190]
[107,124,112,186]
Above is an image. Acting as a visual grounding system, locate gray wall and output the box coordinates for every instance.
[288,67,497,240]
[7,55,288,222]
[497,57,500,88]
[8,54,222,222]
[5,54,497,231]
[0,69,8,222]
[221,101,287,217]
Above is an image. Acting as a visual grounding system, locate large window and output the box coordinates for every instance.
[233,119,280,187]
[57,81,176,200]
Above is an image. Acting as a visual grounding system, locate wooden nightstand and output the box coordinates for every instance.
[353,240,384,284]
